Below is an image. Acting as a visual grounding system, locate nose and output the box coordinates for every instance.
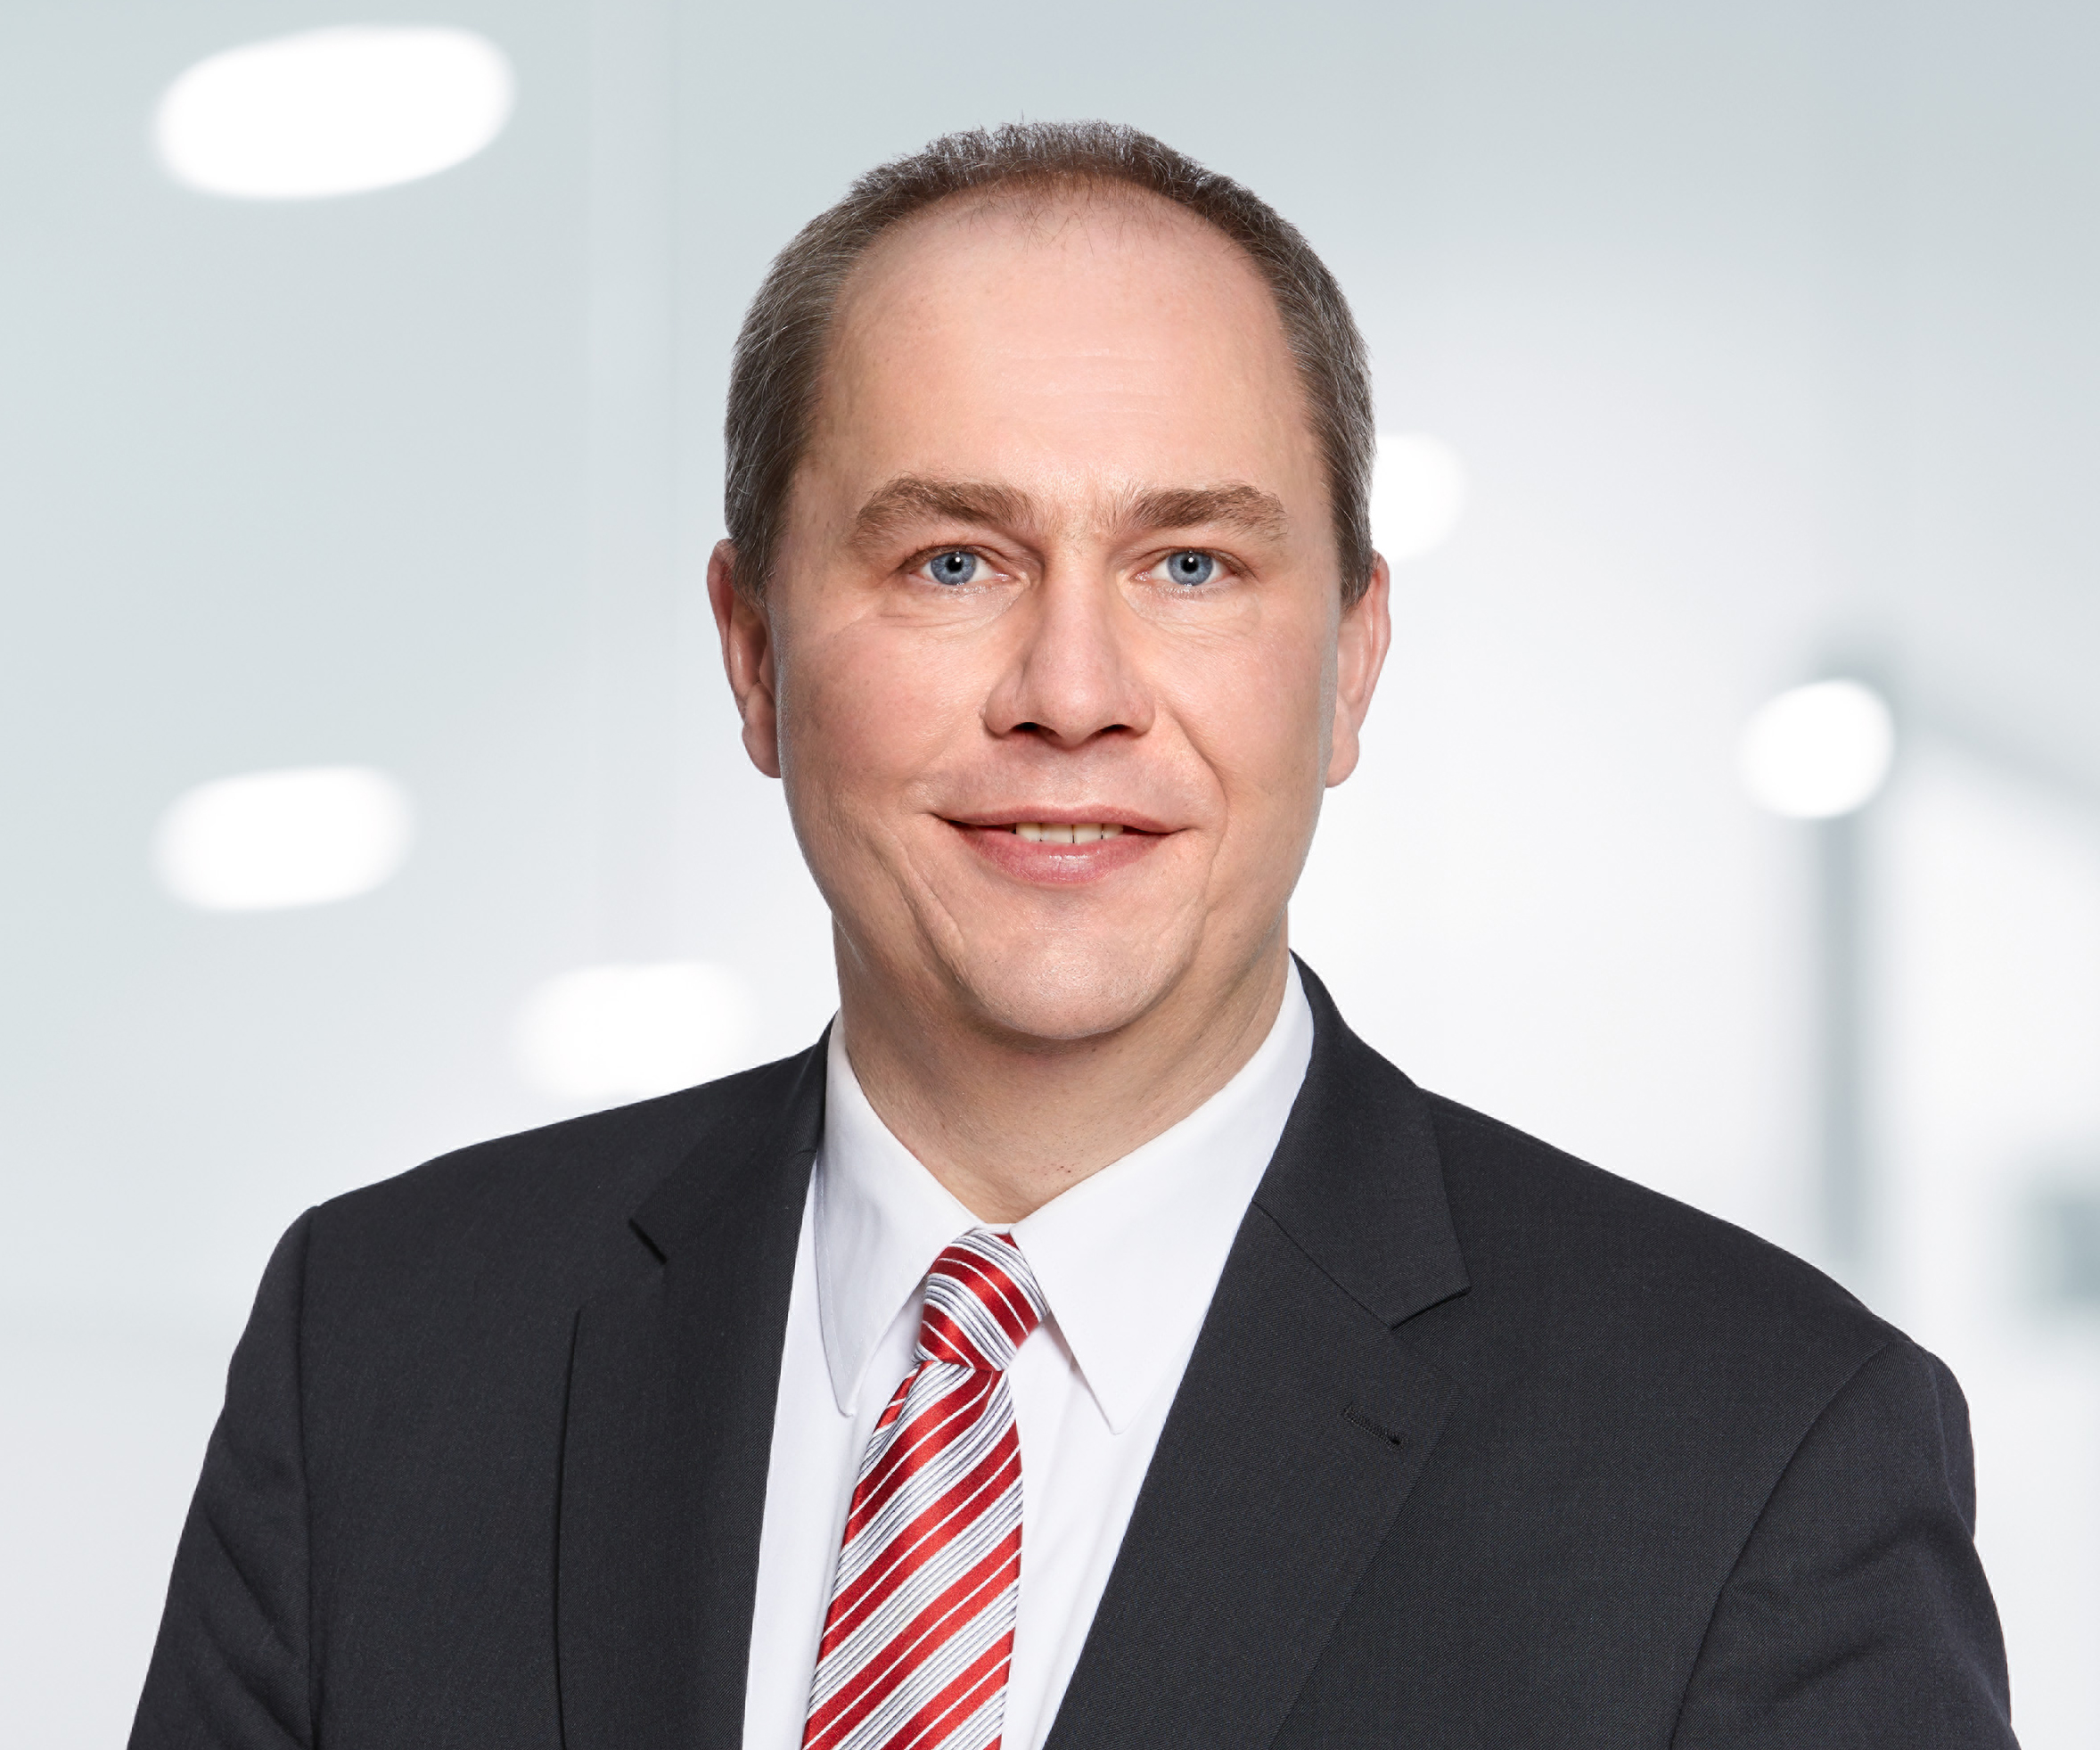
[981,563,1154,747]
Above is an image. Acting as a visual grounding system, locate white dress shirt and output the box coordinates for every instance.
[742,963,1315,1750]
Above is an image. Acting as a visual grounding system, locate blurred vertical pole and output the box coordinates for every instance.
[587,0,680,959]
[1811,0,1909,1290]
[1817,804,1868,1275]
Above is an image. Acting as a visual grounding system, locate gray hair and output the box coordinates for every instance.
[723,120,1377,603]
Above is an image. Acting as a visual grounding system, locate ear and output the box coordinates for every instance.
[1326,553,1392,787]
[708,540,783,780]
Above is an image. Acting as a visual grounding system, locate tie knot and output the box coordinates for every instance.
[916,1230,1046,1373]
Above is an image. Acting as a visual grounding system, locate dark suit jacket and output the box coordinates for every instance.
[132,965,2015,1748]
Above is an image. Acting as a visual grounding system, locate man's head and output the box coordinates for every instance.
[710,122,1390,1049]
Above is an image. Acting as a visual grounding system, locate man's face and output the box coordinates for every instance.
[716,189,1389,1045]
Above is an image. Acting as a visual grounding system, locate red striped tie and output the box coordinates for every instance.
[802,1229,1046,1750]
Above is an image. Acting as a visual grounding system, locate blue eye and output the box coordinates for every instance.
[1164,550,1216,587]
[925,549,980,587]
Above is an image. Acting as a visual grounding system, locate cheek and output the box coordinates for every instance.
[1167,621,1332,816]
[778,621,982,817]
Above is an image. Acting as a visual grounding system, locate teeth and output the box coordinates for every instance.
[1013,823,1124,842]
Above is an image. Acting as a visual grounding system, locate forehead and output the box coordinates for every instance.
[847,177,1265,294]
[809,184,1320,502]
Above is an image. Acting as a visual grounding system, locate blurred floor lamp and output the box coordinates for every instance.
[1738,676,1898,1276]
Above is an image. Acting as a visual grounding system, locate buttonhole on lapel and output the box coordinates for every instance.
[1343,1403,1407,1450]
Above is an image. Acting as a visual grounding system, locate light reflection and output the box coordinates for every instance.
[513,962,757,1102]
[153,27,515,201]
[152,765,414,910]
[1372,431,1469,563]
[1738,678,1896,819]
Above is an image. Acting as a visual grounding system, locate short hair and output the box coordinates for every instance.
[723,121,1376,604]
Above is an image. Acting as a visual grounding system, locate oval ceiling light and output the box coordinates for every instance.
[1372,432,1469,563]
[1737,679,1896,819]
[152,26,514,200]
[514,962,758,1103]
[153,765,414,910]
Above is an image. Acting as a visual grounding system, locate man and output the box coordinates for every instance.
[133,122,2015,1749]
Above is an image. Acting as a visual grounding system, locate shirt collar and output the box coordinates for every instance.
[814,963,1314,1432]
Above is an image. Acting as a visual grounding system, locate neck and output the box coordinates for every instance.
[834,933,1292,1224]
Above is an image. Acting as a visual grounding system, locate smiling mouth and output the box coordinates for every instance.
[947,815,1162,885]
[1007,822,1126,843]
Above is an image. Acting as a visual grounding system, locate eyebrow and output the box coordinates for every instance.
[848,474,1291,548]
[1120,483,1289,541]
[849,477,1029,547]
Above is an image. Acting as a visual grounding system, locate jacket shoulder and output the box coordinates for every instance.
[1419,1090,1892,1383]
[301,1046,818,1307]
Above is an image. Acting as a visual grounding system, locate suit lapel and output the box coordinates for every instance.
[1044,964,1469,1750]
[557,1042,825,1750]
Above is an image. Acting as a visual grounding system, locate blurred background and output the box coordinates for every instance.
[4,0,2097,1740]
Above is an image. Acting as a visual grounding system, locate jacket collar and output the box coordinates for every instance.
[625,1030,828,1264]
[1256,957,1470,1327]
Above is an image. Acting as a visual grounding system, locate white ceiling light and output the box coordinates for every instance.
[514,962,758,1103]
[1372,432,1469,563]
[153,765,414,910]
[152,26,515,200]
[1737,679,1896,819]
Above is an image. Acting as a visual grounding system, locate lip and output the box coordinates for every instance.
[942,806,1174,834]
[943,811,1173,887]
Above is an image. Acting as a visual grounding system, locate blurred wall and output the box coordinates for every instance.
[4,1,2097,1743]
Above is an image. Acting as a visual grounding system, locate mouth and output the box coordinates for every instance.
[1008,821,1123,843]
[943,811,1169,886]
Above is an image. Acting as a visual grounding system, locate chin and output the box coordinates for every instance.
[943,931,1193,1046]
